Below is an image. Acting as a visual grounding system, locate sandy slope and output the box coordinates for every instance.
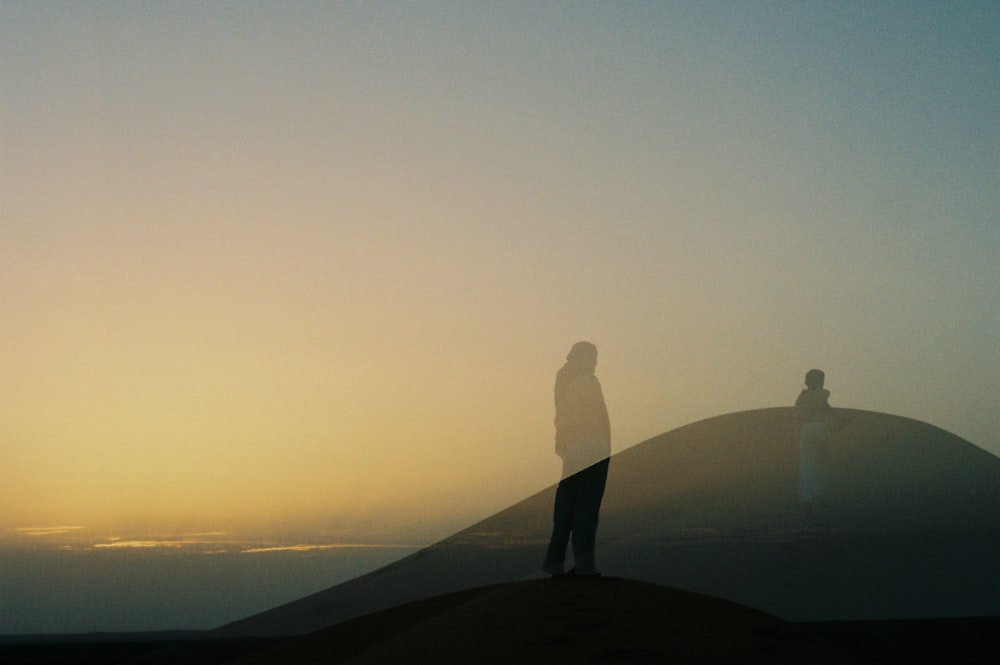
[224,578,848,665]
[214,408,1000,638]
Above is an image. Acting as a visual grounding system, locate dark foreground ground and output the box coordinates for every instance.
[3,579,997,664]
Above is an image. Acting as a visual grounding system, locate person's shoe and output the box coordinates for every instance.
[543,562,565,576]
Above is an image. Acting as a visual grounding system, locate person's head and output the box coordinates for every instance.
[804,368,825,390]
[566,341,598,373]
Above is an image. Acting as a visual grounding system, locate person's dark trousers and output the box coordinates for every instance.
[543,458,609,575]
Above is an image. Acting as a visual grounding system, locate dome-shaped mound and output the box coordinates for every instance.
[221,578,848,665]
[603,407,1000,534]
[216,409,1000,636]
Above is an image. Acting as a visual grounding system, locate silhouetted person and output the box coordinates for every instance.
[795,368,832,519]
[543,341,610,578]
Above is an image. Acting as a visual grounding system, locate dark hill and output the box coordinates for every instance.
[223,578,849,665]
[215,408,1000,637]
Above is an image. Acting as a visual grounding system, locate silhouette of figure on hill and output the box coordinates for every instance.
[795,368,836,519]
[543,341,611,578]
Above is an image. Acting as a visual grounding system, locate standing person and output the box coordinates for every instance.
[795,368,832,519]
[543,341,611,578]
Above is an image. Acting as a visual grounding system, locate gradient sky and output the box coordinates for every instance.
[3,2,999,552]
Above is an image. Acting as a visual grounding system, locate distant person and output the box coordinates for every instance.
[795,368,833,519]
[543,341,611,578]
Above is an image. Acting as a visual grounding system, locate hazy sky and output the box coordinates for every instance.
[3,2,998,550]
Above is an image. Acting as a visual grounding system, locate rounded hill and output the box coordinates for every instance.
[216,408,1000,636]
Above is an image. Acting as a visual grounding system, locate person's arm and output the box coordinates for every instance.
[585,377,610,444]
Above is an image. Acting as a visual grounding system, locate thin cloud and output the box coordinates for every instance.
[241,543,412,554]
[93,533,237,549]
[9,529,417,554]
[10,526,86,537]
[94,540,188,549]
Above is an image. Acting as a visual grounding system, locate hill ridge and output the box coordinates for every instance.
[214,408,1000,637]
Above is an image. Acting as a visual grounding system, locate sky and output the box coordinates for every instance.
[2,2,999,631]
